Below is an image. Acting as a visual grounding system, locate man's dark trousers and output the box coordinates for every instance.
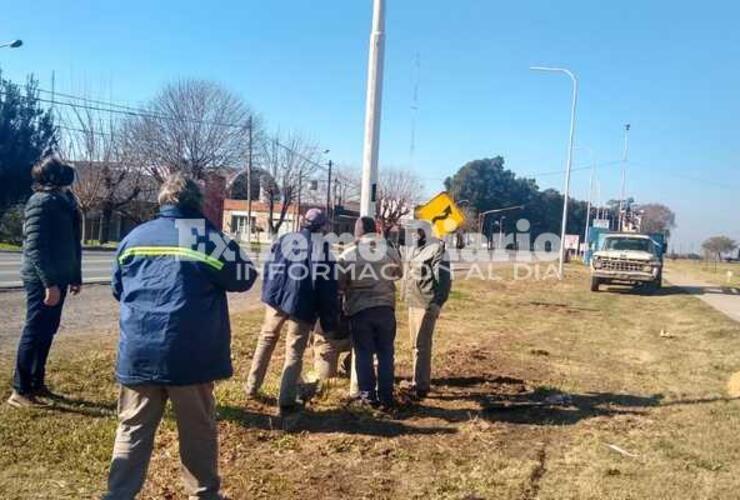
[350,306,396,405]
[13,282,67,394]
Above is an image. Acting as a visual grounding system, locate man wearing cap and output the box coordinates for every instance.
[245,208,339,415]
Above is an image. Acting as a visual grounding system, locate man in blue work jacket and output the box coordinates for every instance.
[245,208,339,416]
[103,173,257,500]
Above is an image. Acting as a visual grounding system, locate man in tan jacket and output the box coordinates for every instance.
[405,223,451,399]
[338,217,402,406]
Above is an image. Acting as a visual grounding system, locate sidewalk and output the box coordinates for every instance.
[664,270,740,323]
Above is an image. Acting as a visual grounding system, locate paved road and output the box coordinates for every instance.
[664,270,740,323]
[0,250,115,288]
[0,281,264,357]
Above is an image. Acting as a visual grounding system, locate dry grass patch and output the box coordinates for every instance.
[1,263,739,499]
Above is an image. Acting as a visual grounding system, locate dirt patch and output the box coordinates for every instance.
[727,371,740,397]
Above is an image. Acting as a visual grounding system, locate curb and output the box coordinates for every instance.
[0,278,111,292]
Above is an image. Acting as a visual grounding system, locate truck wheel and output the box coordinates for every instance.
[590,277,601,292]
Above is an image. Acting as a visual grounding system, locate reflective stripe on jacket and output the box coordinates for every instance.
[112,205,257,386]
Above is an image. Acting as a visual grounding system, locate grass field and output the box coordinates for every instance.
[665,259,740,288]
[1,263,739,499]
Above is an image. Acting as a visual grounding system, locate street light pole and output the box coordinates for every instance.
[360,0,386,217]
[619,124,630,231]
[576,145,595,254]
[0,40,22,49]
[477,205,525,250]
[530,66,578,280]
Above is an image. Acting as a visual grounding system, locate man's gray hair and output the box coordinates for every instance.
[158,173,204,211]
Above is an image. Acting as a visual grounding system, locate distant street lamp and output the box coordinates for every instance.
[0,39,23,49]
[618,124,631,231]
[576,145,596,253]
[530,65,578,280]
[477,205,524,250]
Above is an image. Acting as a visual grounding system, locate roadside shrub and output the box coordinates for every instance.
[0,203,24,245]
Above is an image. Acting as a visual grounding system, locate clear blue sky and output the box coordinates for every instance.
[3,0,739,250]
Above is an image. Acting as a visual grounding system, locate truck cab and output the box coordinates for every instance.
[590,233,664,292]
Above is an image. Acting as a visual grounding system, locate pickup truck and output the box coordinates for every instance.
[590,233,664,292]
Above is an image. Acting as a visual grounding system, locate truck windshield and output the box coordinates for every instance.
[603,238,654,253]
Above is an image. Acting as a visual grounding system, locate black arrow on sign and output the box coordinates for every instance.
[431,205,453,224]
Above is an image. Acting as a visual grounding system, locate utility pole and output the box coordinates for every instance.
[619,123,630,231]
[360,0,386,217]
[296,168,303,232]
[584,160,595,251]
[498,216,506,250]
[246,116,253,243]
[326,160,333,217]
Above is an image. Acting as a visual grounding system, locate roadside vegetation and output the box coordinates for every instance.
[0,243,21,252]
[1,264,739,499]
[666,258,740,288]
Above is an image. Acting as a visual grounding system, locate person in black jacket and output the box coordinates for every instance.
[245,208,339,416]
[7,157,82,409]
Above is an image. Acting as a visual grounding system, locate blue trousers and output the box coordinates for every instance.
[13,282,67,395]
[350,306,396,405]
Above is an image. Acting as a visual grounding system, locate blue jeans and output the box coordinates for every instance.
[350,306,396,405]
[13,282,67,395]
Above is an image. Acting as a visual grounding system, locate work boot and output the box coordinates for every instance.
[6,390,50,409]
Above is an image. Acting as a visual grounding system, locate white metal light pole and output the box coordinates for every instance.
[618,123,630,231]
[360,0,386,217]
[530,66,578,280]
[576,145,596,252]
[0,39,23,49]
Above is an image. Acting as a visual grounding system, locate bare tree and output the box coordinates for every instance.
[331,165,362,209]
[63,106,149,243]
[702,235,737,262]
[635,203,676,235]
[259,131,319,236]
[375,167,424,235]
[120,79,258,182]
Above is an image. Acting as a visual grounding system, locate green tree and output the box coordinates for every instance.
[445,157,539,237]
[0,70,57,221]
[445,157,588,244]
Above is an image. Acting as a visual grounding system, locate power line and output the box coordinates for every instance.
[2,87,354,181]
[37,88,152,115]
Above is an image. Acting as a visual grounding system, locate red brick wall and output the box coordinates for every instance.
[203,174,226,229]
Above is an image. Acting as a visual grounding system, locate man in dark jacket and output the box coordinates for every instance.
[8,156,82,409]
[245,208,338,415]
[103,174,256,500]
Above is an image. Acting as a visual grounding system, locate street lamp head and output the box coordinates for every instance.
[9,39,22,48]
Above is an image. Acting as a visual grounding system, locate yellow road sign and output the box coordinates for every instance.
[415,192,466,237]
